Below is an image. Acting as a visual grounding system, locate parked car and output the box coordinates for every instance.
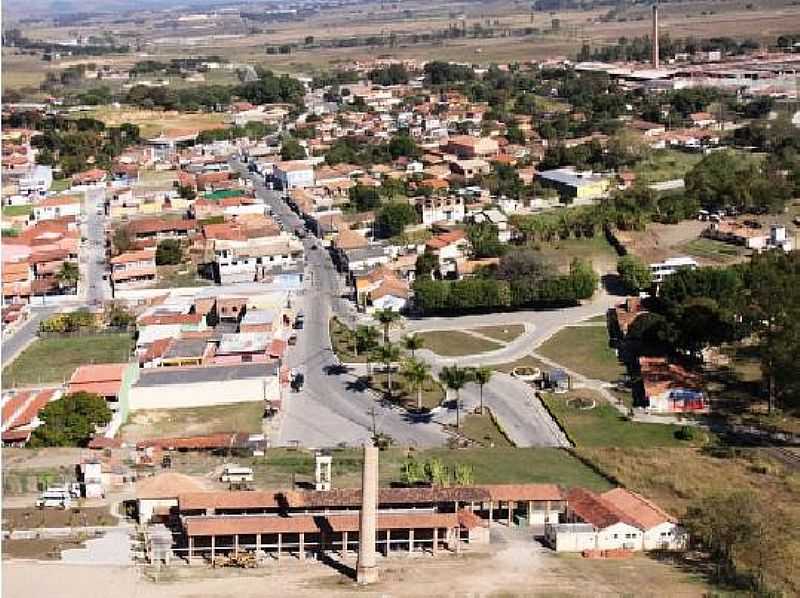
[291,372,305,392]
[288,333,298,346]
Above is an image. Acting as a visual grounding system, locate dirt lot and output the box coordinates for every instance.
[2,507,115,531]
[2,537,86,561]
[614,221,708,265]
[2,528,714,598]
[119,402,265,443]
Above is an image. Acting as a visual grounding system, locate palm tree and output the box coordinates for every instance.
[402,333,424,358]
[440,365,473,429]
[374,308,401,344]
[471,366,493,415]
[355,325,379,376]
[57,261,79,291]
[400,358,430,411]
[372,343,402,397]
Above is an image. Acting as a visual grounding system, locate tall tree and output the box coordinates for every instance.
[372,343,402,397]
[440,365,473,429]
[374,308,402,344]
[30,392,112,447]
[471,366,493,414]
[400,357,430,411]
[402,334,424,358]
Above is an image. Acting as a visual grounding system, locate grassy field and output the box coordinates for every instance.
[217,446,614,491]
[49,178,72,192]
[493,353,550,375]
[542,390,712,447]
[454,411,514,448]
[371,371,445,412]
[2,334,132,388]
[633,149,703,184]
[468,324,525,343]
[678,237,749,265]
[154,265,213,289]
[120,401,265,443]
[329,318,365,363]
[78,107,227,138]
[537,325,624,382]
[533,235,619,274]
[578,447,800,595]
[416,330,502,357]
[1,205,32,218]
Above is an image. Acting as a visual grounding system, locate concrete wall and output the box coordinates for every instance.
[139,497,177,523]
[552,530,597,553]
[129,376,278,410]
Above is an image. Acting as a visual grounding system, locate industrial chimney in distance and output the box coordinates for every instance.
[652,3,660,70]
[356,444,379,585]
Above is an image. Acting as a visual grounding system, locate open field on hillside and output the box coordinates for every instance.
[78,107,227,138]
[537,325,623,383]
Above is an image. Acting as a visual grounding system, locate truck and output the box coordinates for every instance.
[35,487,73,509]
[219,465,254,484]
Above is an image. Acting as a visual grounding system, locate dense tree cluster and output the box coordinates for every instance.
[124,70,305,111]
[413,250,597,314]
[30,117,140,176]
[578,34,759,63]
[30,392,113,447]
[368,64,410,86]
[325,133,420,167]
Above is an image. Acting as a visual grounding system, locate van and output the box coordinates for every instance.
[220,465,254,484]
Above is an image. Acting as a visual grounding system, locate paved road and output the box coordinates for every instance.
[234,159,447,447]
[1,307,57,367]
[397,290,621,368]
[82,187,110,306]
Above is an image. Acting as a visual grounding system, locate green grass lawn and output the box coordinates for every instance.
[232,447,613,491]
[453,411,514,448]
[533,235,619,274]
[154,265,213,289]
[542,391,712,448]
[633,149,703,184]
[330,318,365,363]
[49,178,72,192]
[678,238,748,264]
[468,324,525,343]
[371,371,445,412]
[1,205,32,218]
[416,330,503,356]
[537,325,624,382]
[2,334,132,388]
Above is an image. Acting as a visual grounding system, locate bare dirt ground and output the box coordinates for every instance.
[614,221,707,264]
[3,529,712,598]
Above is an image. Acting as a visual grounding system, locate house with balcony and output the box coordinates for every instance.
[110,249,157,290]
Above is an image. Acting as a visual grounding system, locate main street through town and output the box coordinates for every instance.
[234,159,448,447]
[235,159,582,448]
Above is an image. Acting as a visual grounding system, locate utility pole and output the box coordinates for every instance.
[367,405,378,438]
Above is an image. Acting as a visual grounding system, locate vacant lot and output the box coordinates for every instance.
[534,236,619,275]
[2,334,132,389]
[468,324,525,343]
[542,391,712,448]
[154,265,213,289]
[677,237,749,266]
[120,402,265,443]
[2,507,114,530]
[2,537,87,560]
[615,220,707,265]
[633,149,703,184]
[416,330,502,357]
[79,107,227,139]
[537,325,624,382]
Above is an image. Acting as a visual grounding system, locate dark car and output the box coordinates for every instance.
[291,373,305,392]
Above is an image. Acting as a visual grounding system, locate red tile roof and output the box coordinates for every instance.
[426,229,467,250]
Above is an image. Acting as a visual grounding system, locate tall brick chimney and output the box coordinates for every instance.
[356,444,379,585]
[652,3,660,70]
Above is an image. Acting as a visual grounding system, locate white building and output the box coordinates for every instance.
[547,488,687,553]
[417,196,465,226]
[212,235,304,284]
[649,256,697,284]
[129,363,281,411]
[32,195,82,221]
[274,160,315,190]
[19,165,53,196]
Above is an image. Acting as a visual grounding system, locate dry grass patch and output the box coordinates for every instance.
[416,330,502,357]
[468,324,525,343]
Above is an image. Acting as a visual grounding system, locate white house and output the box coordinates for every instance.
[417,195,465,226]
[212,235,304,284]
[19,165,53,196]
[274,160,315,190]
[649,256,697,284]
[33,195,82,221]
[547,488,687,553]
[425,230,471,277]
